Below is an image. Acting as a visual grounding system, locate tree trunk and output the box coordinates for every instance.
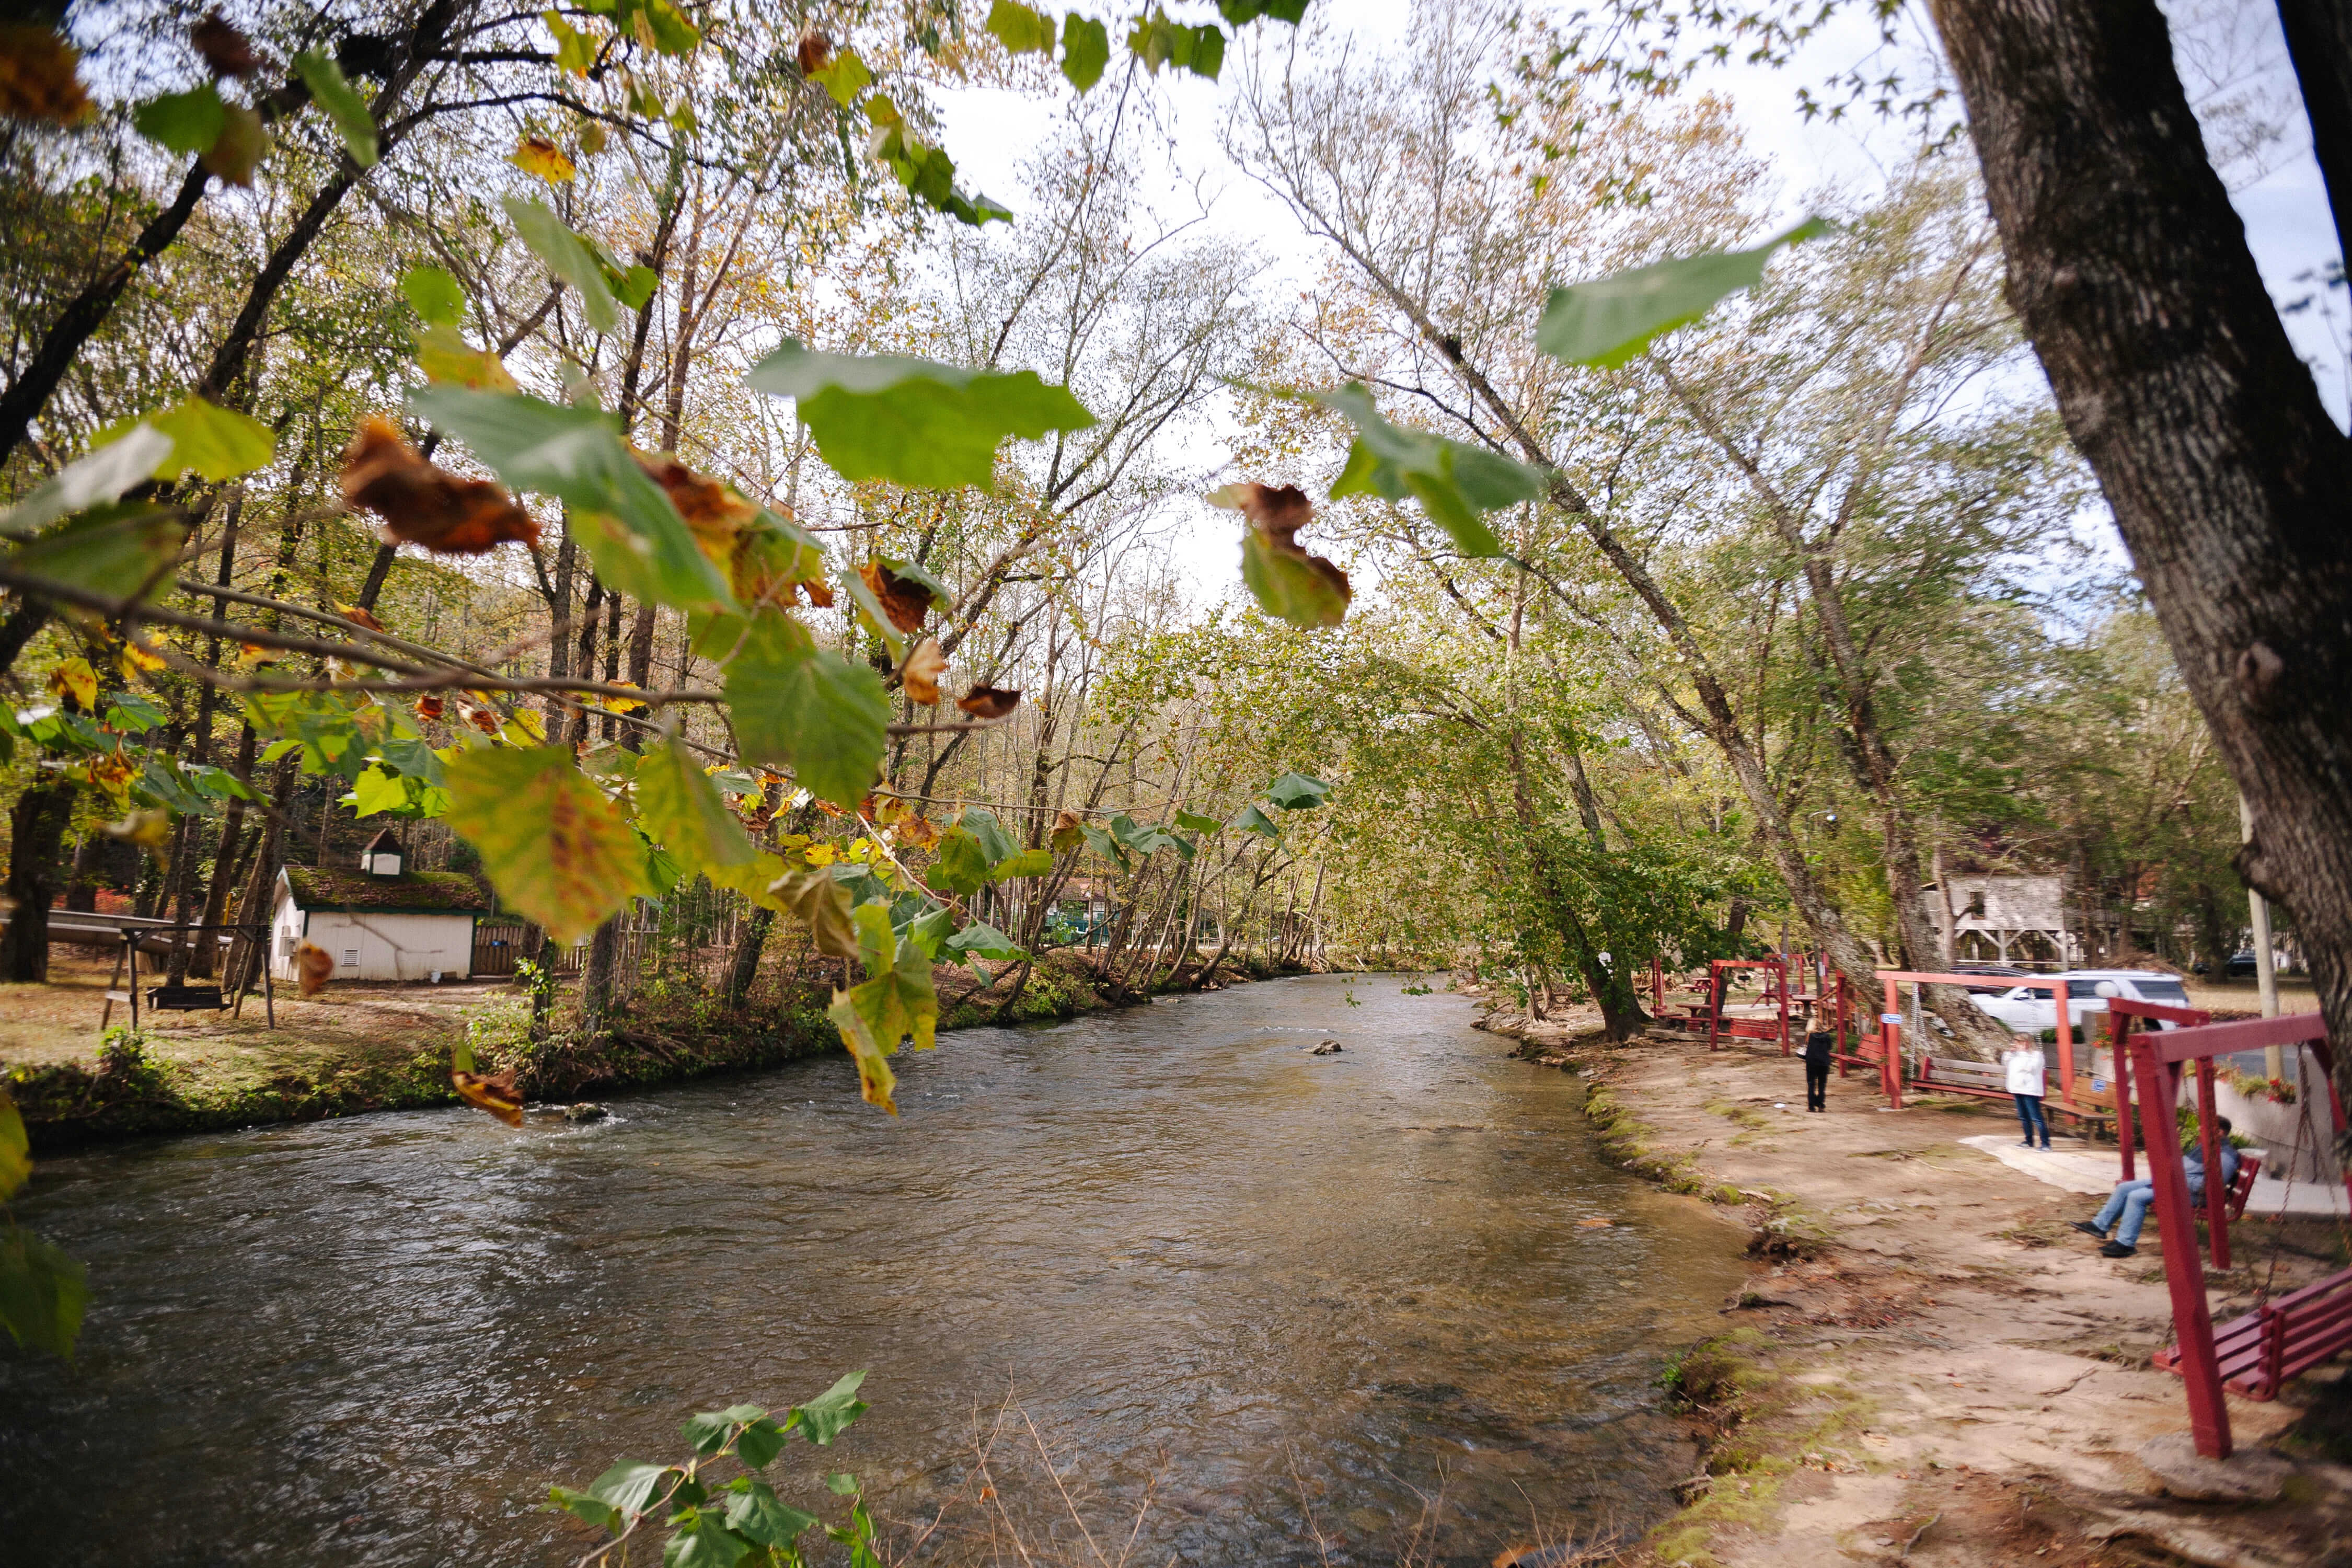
[190,725,259,977]
[725,906,774,1007]
[1928,0,2352,1137]
[0,785,76,982]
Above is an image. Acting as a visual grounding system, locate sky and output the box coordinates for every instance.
[934,1,2347,606]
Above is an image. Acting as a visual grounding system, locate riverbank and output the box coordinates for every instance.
[2,949,1305,1149]
[1477,995,2352,1567]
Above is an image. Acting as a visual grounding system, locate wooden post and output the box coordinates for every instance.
[1883,976,1904,1108]
[100,936,126,1031]
[2113,1011,2137,1182]
[1707,961,1723,1052]
[1835,973,1850,1078]
[2053,979,2077,1113]
[1776,958,1790,1055]
[2132,1036,2231,1459]
[1653,956,1664,1017]
[2196,1058,2230,1271]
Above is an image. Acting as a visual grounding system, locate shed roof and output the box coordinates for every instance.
[281,865,490,912]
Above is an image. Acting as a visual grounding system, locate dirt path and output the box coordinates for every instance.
[1481,1000,2352,1567]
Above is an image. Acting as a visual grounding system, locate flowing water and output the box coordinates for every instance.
[0,975,1748,1565]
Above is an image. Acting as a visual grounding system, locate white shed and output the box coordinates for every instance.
[271,833,490,983]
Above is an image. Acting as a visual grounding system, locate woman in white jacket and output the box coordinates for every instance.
[2007,1037,2051,1149]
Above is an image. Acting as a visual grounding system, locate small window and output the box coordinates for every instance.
[2136,979,2190,1004]
[2068,979,2105,999]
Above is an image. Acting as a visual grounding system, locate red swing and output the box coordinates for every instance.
[2110,1001,2352,1458]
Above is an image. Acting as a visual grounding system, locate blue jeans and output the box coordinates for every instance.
[2014,1093,2050,1147]
[2096,1179,2155,1246]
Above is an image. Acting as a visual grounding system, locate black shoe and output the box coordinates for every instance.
[2070,1220,2107,1238]
[2100,1241,2137,1258]
[2039,1142,2053,1151]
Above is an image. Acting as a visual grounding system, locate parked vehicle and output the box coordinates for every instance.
[1965,970,2194,1034]
[2224,950,2261,979]
[1951,961,2033,995]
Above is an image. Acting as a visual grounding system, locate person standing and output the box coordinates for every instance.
[2007,1036,2051,1150]
[1803,1006,1833,1112]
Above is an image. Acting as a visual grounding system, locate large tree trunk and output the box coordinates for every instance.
[0,784,76,982]
[1928,0,2352,1137]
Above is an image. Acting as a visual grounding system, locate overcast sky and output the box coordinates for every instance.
[935,1,2345,607]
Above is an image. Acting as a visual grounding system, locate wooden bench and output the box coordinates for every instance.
[1910,1054,2117,1125]
[2225,1151,2263,1223]
[2154,1264,2352,1400]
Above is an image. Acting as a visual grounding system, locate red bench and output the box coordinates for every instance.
[2154,1265,2352,1401]
[2226,1152,2263,1223]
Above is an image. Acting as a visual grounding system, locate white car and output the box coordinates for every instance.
[1965,970,2194,1035]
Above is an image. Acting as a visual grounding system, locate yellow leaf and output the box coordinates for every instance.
[45,658,96,711]
[119,639,165,676]
[415,324,518,391]
[508,134,577,183]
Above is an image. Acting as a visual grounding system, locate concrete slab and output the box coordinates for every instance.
[1958,1135,2350,1214]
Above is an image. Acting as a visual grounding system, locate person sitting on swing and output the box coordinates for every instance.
[2073,1114,2239,1259]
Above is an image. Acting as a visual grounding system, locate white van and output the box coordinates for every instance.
[1966,970,2193,1034]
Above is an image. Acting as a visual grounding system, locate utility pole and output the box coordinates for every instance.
[2241,798,2282,1080]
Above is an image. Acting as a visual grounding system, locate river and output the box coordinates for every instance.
[0,974,1748,1565]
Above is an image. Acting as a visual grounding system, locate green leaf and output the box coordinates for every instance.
[0,425,174,537]
[1059,14,1109,90]
[292,48,378,167]
[587,1459,673,1520]
[401,266,466,327]
[546,11,598,73]
[827,910,935,1113]
[635,742,757,874]
[132,83,225,154]
[958,806,1019,864]
[1315,384,1542,558]
[0,1091,28,1201]
[663,1507,751,1568]
[928,827,990,897]
[793,1370,870,1446]
[825,1472,861,1497]
[1174,810,1222,836]
[902,904,956,961]
[811,48,872,106]
[85,396,276,485]
[350,764,407,818]
[1218,0,1309,19]
[1230,802,1281,838]
[444,745,653,944]
[617,0,701,54]
[504,194,620,335]
[732,1415,791,1470]
[1267,771,1331,810]
[8,506,188,601]
[408,386,734,612]
[990,847,1054,881]
[745,341,1094,492]
[1241,523,1350,628]
[725,1481,818,1546]
[721,610,889,808]
[547,1484,623,1535]
[1536,217,1829,368]
[1109,812,1183,858]
[987,1,1056,52]
[682,1403,768,1458]
[877,556,954,615]
[614,263,659,310]
[0,1225,86,1360]
[1079,821,1129,869]
[642,840,684,896]
[1128,12,1225,78]
[944,921,1027,962]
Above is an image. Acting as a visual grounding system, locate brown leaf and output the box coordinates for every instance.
[891,814,939,850]
[636,452,754,558]
[0,26,93,124]
[335,602,385,633]
[956,686,1021,720]
[771,867,859,959]
[859,561,934,633]
[293,940,335,998]
[452,1068,525,1127]
[797,30,833,75]
[1214,481,1350,629]
[199,101,269,186]
[413,694,445,721]
[190,10,261,76]
[465,705,501,735]
[1050,809,1085,856]
[901,637,946,705]
[342,416,540,555]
